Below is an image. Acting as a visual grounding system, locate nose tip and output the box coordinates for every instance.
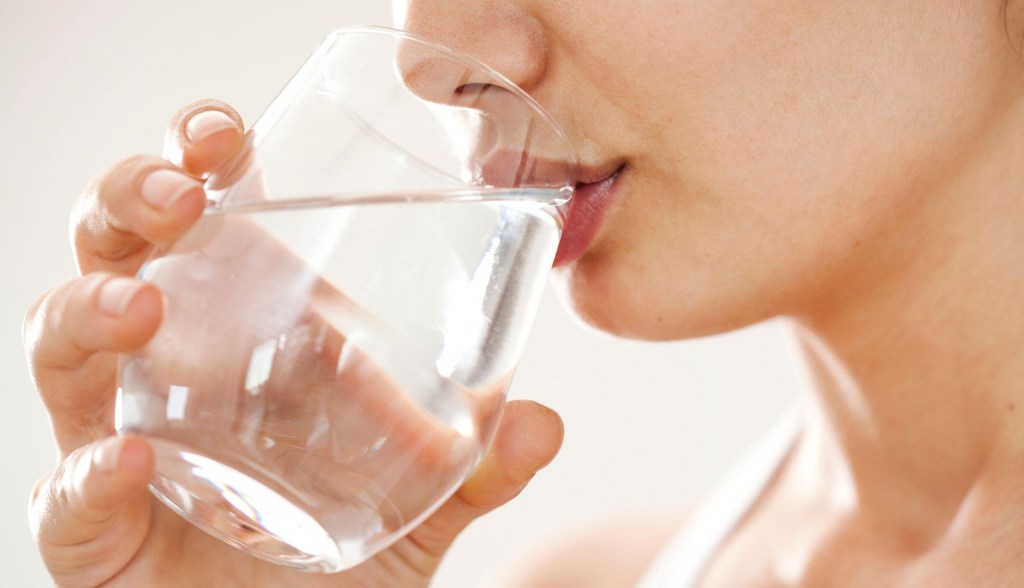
[399,1,549,95]
[393,35,532,146]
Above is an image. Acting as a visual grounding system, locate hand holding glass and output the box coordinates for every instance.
[115,27,576,572]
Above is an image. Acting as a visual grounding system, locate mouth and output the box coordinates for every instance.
[474,148,624,267]
[552,163,625,267]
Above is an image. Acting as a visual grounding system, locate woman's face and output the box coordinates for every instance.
[395,1,1024,340]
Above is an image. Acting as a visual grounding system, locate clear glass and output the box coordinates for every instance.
[115,26,577,573]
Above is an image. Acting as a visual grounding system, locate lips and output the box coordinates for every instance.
[552,165,623,267]
[475,149,622,267]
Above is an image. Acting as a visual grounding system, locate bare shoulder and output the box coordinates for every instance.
[499,512,688,588]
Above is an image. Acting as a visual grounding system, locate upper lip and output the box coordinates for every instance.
[476,148,622,190]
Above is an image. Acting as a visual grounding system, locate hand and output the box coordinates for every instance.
[23,99,563,587]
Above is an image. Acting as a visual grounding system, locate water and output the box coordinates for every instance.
[117,188,562,571]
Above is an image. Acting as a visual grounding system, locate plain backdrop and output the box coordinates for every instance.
[0,1,801,585]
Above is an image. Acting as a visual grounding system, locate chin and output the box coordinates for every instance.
[551,250,777,342]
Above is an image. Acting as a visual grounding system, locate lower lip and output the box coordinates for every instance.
[552,168,623,267]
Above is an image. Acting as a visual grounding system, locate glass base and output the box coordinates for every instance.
[147,439,352,573]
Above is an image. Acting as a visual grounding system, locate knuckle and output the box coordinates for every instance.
[74,222,146,269]
[72,155,170,268]
[29,472,52,511]
[27,458,70,537]
[23,274,110,375]
[27,473,53,538]
[55,446,116,527]
[30,470,47,496]
[53,450,81,515]
[22,284,67,371]
[22,289,50,350]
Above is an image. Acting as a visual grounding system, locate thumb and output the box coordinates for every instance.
[400,400,564,564]
[31,436,155,585]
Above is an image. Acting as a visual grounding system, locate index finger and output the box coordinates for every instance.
[71,101,245,276]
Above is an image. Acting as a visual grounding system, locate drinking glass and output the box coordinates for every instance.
[115,26,576,572]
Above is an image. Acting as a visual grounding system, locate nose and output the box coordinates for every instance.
[393,34,569,192]
[398,0,549,94]
[391,2,576,193]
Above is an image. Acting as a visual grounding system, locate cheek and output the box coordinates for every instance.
[553,2,1014,340]
[549,193,804,341]
[552,173,897,341]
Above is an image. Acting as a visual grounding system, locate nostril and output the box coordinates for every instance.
[395,40,489,108]
[454,82,490,96]
[451,82,508,111]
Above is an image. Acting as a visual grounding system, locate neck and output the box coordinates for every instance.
[788,97,1024,547]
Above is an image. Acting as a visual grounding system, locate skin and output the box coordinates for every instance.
[395,0,1024,585]
[23,0,1024,586]
[24,101,562,587]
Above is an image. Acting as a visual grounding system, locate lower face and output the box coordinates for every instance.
[401,0,1023,340]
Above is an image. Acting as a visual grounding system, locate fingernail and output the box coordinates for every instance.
[92,437,124,474]
[185,110,236,144]
[97,277,144,317]
[141,169,198,210]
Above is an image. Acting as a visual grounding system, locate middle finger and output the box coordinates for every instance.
[72,155,206,276]
[24,272,163,456]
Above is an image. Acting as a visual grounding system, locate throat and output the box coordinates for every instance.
[787,313,1024,549]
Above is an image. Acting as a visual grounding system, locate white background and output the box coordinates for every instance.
[0,1,799,585]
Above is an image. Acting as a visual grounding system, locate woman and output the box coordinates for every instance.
[23,0,1024,585]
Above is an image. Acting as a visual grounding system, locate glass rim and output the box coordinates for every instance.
[325,25,580,189]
